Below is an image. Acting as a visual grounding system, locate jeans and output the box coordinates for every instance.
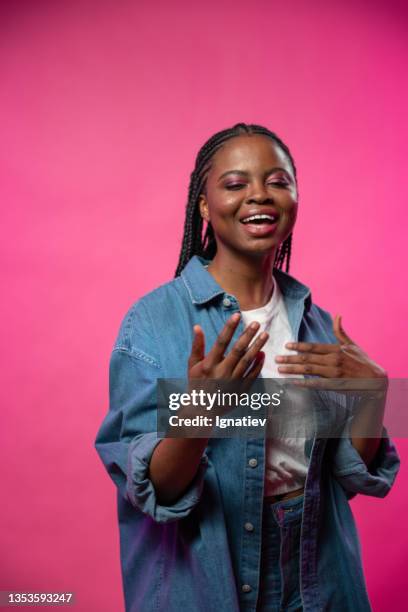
[256,494,304,611]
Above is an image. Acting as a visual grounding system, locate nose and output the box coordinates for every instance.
[246,180,273,204]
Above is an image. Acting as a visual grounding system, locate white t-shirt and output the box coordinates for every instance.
[240,275,309,497]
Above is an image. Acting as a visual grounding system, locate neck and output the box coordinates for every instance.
[207,250,276,311]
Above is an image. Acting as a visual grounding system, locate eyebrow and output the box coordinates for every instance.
[217,167,292,182]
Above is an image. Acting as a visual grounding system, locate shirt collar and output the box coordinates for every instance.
[181,255,312,308]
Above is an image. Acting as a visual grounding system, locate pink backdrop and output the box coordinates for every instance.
[1,1,407,610]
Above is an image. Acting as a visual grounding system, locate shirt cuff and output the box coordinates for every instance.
[331,424,400,499]
[126,432,209,523]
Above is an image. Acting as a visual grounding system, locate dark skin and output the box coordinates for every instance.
[149,135,386,504]
[199,134,298,310]
[197,134,386,467]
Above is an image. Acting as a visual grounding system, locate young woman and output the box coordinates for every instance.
[95,123,400,612]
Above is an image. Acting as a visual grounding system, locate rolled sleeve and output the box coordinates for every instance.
[126,432,209,523]
[95,301,210,524]
[331,425,400,499]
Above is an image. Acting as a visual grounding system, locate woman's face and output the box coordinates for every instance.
[199,134,298,260]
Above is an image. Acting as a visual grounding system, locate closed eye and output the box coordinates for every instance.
[225,181,289,190]
[225,183,245,190]
[267,180,290,187]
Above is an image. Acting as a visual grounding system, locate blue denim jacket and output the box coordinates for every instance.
[94,255,400,612]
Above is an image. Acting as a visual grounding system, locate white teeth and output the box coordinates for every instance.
[241,214,277,224]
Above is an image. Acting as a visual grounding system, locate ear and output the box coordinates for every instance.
[198,194,210,222]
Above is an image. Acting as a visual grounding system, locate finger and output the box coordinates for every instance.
[217,321,262,372]
[293,377,388,392]
[230,331,269,378]
[284,341,341,354]
[240,351,265,394]
[244,351,265,379]
[276,363,341,377]
[240,349,265,380]
[205,313,242,365]
[292,377,344,389]
[188,325,205,369]
[275,352,341,367]
[333,314,354,346]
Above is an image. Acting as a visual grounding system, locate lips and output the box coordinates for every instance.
[239,208,279,224]
[239,208,280,237]
[241,214,277,224]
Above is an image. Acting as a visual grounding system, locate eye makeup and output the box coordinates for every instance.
[225,181,246,189]
[217,166,293,183]
[224,173,291,189]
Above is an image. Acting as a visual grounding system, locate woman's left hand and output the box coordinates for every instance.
[275,315,388,385]
[276,315,388,467]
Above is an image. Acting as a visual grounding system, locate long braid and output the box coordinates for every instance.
[175,123,297,277]
[274,233,292,273]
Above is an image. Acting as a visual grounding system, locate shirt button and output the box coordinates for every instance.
[222,297,232,308]
[248,458,258,468]
[244,522,254,532]
[241,584,252,593]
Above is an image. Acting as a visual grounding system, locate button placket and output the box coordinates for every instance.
[239,439,264,606]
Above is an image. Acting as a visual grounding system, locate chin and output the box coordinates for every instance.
[240,242,278,258]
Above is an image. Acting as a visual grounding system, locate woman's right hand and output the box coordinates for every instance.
[150,314,268,502]
[188,313,268,381]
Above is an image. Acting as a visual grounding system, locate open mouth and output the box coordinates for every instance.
[240,214,278,225]
[239,212,279,237]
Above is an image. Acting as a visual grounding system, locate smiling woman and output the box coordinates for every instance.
[195,133,298,311]
[94,123,400,612]
[198,135,297,264]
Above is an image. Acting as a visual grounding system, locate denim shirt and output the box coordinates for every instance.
[94,255,400,612]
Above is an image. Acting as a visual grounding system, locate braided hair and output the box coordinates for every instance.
[175,123,297,277]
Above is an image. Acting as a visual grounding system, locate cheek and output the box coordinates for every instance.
[289,202,298,220]
[277,195,296,212]
[222,192,240,208]
[210,197,239,219]
[282,197,298,216]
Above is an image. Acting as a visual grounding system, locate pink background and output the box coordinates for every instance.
[1,1,407,610]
